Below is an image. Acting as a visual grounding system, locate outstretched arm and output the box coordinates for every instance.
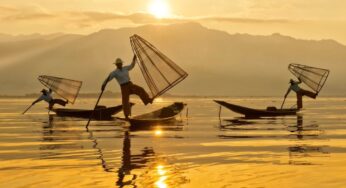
[101,74,112,91]
[127,55,137,71]
[32,96,43,105]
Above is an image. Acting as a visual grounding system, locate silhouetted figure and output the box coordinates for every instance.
[32,89,68,110]
[117,131,132,187]
[284,78,317,109]
[102,56,153,119]
[116,131,156,187]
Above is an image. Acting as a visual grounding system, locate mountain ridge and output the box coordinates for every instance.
[0,22,344,96]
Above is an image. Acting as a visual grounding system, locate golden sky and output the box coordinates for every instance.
[1,0,346,43]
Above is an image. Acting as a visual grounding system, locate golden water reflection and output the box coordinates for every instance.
[155,165,167,188]
[2,98,346,187]
[155,129,163,136]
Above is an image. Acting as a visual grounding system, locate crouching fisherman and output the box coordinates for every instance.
[101,56,153,119]
[284,78,317,109]
[32,89,68,110]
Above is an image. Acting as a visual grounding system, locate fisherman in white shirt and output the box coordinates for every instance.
[284,78,317,109]
[101,56,153,119]
[32,89,68,110]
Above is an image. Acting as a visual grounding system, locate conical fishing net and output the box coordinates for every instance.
[288,63,329,94]
[38,75,82,104]
[130,34,188,98]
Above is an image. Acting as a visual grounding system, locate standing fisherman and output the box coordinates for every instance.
[284,78,317,109]
[101,56,153,119]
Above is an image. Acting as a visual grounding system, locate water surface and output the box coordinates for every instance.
[1,97,346,188]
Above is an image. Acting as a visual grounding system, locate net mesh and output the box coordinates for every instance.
[288,63,330,94]
[38,75,82,104]
[130,34,188,98]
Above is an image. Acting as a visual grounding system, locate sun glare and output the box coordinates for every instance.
[148,0,171,19]
[155,129,163,136]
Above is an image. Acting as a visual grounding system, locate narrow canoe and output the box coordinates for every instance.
[214,100,298,118]
[51,104,133,120]
[119,102,186,127]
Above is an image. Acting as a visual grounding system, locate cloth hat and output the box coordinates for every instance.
[114,58,123,65]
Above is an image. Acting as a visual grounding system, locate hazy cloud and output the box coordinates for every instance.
[0,5,291,26]
[5,13,55,21]
[197,17,290,24]
[0,5,18,13]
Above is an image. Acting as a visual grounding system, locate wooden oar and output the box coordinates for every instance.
[22,104,34,114]
[86,90,104,128]
[280,96,287,109]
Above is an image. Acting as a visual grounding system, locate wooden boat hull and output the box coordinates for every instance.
[51,104,130,120]
[119,102,185,127]
[214,100,298,117]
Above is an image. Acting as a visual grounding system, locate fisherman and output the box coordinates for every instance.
[284,78,317,109]
[101,56,153,119]
[32,89,68,110]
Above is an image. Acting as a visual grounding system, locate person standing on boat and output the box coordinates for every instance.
[284,78,317,109]
[101,56,153,119]
[32,89,68,110]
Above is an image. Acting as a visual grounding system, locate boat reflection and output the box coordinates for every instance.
[128,119,186,132]
[287,115,329,165]
[40,115,86,152]
[217,115,330,165]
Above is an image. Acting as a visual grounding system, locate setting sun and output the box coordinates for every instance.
[148,0,171,18]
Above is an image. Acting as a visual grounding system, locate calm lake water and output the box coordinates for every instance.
[1,97,346,188]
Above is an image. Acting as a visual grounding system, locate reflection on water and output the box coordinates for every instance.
[1,98,346,187]
[115,131,157,187]
[219,115,330,165]
[287,115,329,165]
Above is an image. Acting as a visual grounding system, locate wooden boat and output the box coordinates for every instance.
[119,102,186,127]
[214,100,298,118]
[51,104,133,120]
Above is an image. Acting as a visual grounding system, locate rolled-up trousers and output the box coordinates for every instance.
[49,99,67,110]
[121,82,151,117]
[296,89,316,109]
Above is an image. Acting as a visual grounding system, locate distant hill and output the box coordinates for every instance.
[0,22,345,96]
[0,33,71,42]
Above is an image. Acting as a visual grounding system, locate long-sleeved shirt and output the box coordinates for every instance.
[289,80,301,92]
[34,90,53,103]
[103,60,136,85]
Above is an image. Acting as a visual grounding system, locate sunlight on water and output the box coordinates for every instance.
[0,97,346,187]
[155,165,167,188]
[155,129,163,136]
